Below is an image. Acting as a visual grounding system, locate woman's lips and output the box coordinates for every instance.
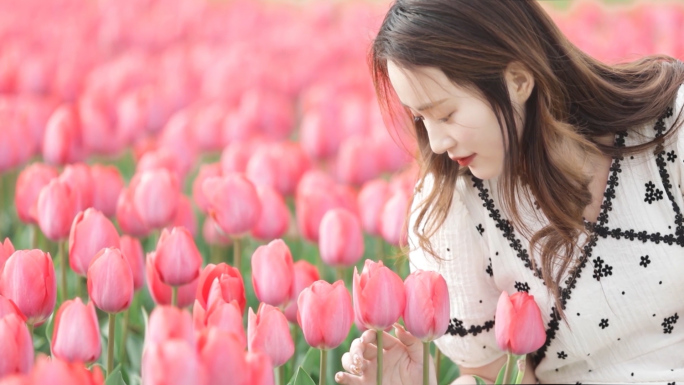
[453,154,475,166]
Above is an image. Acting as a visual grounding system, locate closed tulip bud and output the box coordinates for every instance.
[0,295,24,320]
[198,328,248,385]
[42,105,82,166]
[51,298,101,363]
[169,195,197,237]
[284,260,319,323]
[0,314,33,377]
[220,140,259,175]
[142,340,207,385]
[295,171,355,242]
[251,239,294,307]
[69,208,120,276]
[0,238,15,274]
[336,136,383,186]
[146,306,195,349]
[357,179,390,236]
[146,252,198,308]
[202,217,231,246]
[36,178,76,241]
[87,248,134,313]
[379,189,410,247]
[59,163,94,215]
[196,263,246,313]
[251,185,289,241]
[495,291,546,356]
[203,174,261,236]
[194,297,246,348]
[297,280,353,350]
[192,163,222,212]
[115,186,150,237]
[30,354,105,385]
[133,169,180,229]
[0,250,56,326]
[353,259,406,331]
[90,165,124,218]
[15,163,59,224]
[247,304,294,367]
[119,236,145,291]
[154,227,202,286]
[319,208,364,267]
[245,351,275,385]
[403,271,450,342]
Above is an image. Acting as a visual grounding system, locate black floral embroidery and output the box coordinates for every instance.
[640,255,651,267]
[592,256,613,281]
[557,351,567,360]
[446,318,495,337]
[476,224,485,235]
[644,181,664,204]
[666,150,677,163]
[662,313,679,334]
[514,281,530,293]
[599,318,609,329]
[485,257,493,277]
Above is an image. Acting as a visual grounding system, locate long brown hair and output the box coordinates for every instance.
[370,0,684,320]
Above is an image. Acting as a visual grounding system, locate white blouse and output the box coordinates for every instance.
[408,85,684,384]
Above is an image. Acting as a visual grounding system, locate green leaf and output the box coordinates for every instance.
[104,364,127,385]
[293,368,316,385]
[472,375,488,385]
[437,350,460,385]
[495,354,521,385]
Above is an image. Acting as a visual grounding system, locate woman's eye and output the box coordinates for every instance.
[413,116,424,123]
[439,113,453,123]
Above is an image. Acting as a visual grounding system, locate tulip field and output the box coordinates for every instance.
[0,0,683,384]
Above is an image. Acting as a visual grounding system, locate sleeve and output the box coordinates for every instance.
[407,174,504,368]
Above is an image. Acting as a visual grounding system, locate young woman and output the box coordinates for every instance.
[336,0,684,384]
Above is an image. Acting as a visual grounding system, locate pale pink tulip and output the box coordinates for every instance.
[133,169,180,229]
[154,227,202,286]
[146,306,195,349]
[115,186,150,237]
[251,185,290,241]
[336,136,383,186]
[357,179,391,236]
[36,178,76,241]
[0,294,24,320]
[284,260,320,323]
[87,248,134,313]
[0,238,15,274]
[146,252,198,308]
[69,208,120,276]
[194,297,246,347]
[170,195,197,236]
[247,304,294,367]
[192,163,222,212]
[403,270,450,342]
[119,235,145,291]
[0,314,33,377]
[30,354,105,385]
[0,250,56,326]
[195,263,246,314]
[353,259,406,331]
[51,298,101,363]
[42,105,83,165]
[198,328,248,385]
[379,188,410,247]
[15,163,58,224]
[297,280,353,350]
[495,291,546,355]
[203,174,261,236]
[245,351,274,385]
[319,208,364,267]
[90,165,124,218]
[220,140,259,174]
[251,239,294,307]
[59,163,95,215]
[202,217,232,246]
[142,340,207,385]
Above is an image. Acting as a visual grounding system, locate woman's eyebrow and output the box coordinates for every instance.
[402,98,449,112]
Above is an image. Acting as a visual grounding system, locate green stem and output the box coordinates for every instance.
[171,286,178,307]
[423,342,430,385]
[233,237,241,270]
[503,353,515,385]
[377,331,383,385]
[107,313,116,377]
[335,267,344,282]
[434,347,441,382]
[320,349,328,385]
[77,275,84,300]
[210,244,221,264]
[27,322,34,336]
[30,225,38,250]
[291,324,298,368]
[120,307,131,366]
[376,236,384,261]
[277,364,285,385]
[59,240,67,302]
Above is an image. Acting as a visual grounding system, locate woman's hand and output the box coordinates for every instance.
[335,323,437,385]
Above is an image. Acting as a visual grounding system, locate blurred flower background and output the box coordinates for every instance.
[0,0,683,384]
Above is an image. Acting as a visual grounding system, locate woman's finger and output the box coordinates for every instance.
[335,371,369,385]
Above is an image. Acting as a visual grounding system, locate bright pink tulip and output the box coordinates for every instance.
[154,227,202,286]
[146,306,195,349]
[30,354,105,385]
[87,248,134,313]
[36,178,76,241]
[379,188,410,247]
[115,186,150,237]
[194,297,246,348]
[353,259,406,331]
[0,314,33,377]
[495,291,546,355]
[403,270,450,342]
[245,351,274,385]
[69,208,120,276]
[192,163,222,212]
[51,298,101,363]
[203,174,261,236]
[0,250,56,326]
[42,104,83,165]
[195,263,246,314]
[202,217,231,246]
[251,239,294,307]
[251,185,290,241]
[15,163,58,224]
[119,236,145,291]
[59,163,95,215]
[133,169,180,229]
[142,340,207,385]
[0,374,31,385]
[319,208,364,267]
[247,304,294,367]
[0,238,15,274]
[297,280,353,350]
[90,165,124,217]
[357,179,390,236]
[0,294,24,320]
[146,252,198,308]
[198,328,248,385]
[284,260,320,323]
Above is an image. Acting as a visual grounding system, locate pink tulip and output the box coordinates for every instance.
[297,280,353,349]
[336,136,383,186]
[245,351,275,385]
[251,239,294,307]
[42,104,83,165]
[59,163,95,215]
[36,178,76,241]
[192,163,222,212]
[194,297,246,347]
[193,102,226,152]
[90,165,124,218]
[251,185,290,241]
[203,174,261,236]
[220,140,260,175]
[51,298,101,363]
[115,186,150,237]
[379,188,410,247]
[195,263,246,314]
[198,328,248,385]
[133,169,180,229]
[0,314,33,377]
[154,227,202,286]
[300,110,340,160]
[0,250,56,326]
[403,270,450,342]
[202,217,231,246]
[142,340,207,385]
[119,236,145,291]
[170,195,197,236]
[87,248,134,313]
[284,260,320,323]
[0,374,30,385]
[353,259,406,331]
[0,295,24,320]
[247,304,294,367]
[495,291,546,355]
[271,142,310,196]
[146,306,195,349]
[146,252,198,308]
[30,354,105,385]
[69,208,120,276]
[319,208,364,267]
[15,163,58,224]
[0,238,15,274]
[357,179,390,236]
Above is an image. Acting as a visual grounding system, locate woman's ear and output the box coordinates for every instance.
[504,61,535,105]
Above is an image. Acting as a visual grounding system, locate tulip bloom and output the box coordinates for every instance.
[36,178,76,241]
[90,165,124,218]
[119,236,145,291]
[142,340,207,385]
[353,259,406,331]
[198,328,248,385]
[0,238,15,274]
[203,174,261,236]
[116,186,150,237]
[297,280,353,350]
[87,248,134,313]
[146,252,198,308]
[59,163,94,215]
[0,314,33,377]
[42,104,82,166]
[154,227,202,286]
[0,250,56,326]
[495,291,546,355]
[195,263,246,314]
[247,304,294,367]
[14,163,59,224]
[51,298,101,363]
[251,185,290,241]
[192,162,222,212]
[245,351,274,385]
[357,179,390,236]
[251,239,294,307]
[202,217,231,246]
[284,260,320,323]
[319,208,364,267]
[170,195,197,237]
[403,271,450,342]
[0,295,24,320]
[146,306,195,349]
[31,354,105,385]
[69,208,120,276]
[132,169,180,229]
[194,297,246,348]
[379,188,410,247]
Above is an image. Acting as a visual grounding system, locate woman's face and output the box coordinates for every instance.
[387,60,527,180]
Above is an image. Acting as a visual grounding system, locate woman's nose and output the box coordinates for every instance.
[424,122,455,155]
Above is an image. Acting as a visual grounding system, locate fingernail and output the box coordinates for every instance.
[351,365,359,374]
[353,354,361,365]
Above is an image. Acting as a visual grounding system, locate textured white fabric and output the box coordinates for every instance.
[407,85,684,384]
